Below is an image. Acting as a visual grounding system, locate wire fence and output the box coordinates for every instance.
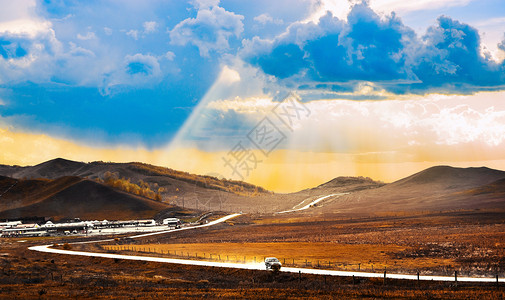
[99,244,481,276]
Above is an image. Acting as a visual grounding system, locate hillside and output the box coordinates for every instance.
[288,166,505,215]
[2,160,505,217]
[0,158,277,214]
[0,176,82,212]
[388,166,505,190]
[2,158,270,196]
[314,176,385,192]
[0,175,180,221]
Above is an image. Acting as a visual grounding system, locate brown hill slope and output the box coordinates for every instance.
[2,158,270,197]
[0,158,276,213]
[297,166,505,215]
[388,166,505,190]
[464,178,505,196]
[0,176,84,212]
[315,176,385,192]
[0,176,175,221]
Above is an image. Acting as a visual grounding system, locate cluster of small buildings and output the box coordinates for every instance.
[0,217,181,237]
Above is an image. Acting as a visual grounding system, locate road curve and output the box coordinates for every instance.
[277,193,349,214]
[29,213,504,283]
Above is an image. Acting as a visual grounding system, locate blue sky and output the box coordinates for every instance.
[1,0,505,191]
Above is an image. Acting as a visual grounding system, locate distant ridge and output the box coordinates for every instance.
[314,165,505,213]
[389,166,505,190]
[314,176,385,193]
[3,158,271,196]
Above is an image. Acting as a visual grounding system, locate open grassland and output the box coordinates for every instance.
[120,210,505,277]
[1,237,505,299]
[104,242,454,273]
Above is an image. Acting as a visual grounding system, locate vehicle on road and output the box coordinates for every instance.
[265,257,281,271]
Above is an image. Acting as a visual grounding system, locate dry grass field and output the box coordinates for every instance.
[114,210,505,277]
[104,242,454,273]
[1,237,505,299]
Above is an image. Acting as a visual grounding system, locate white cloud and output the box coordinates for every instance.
[143,21,157,33]
[77,31,97,40]
[100,53,162,94]
[0,0,52,37]
[126,29,139,40]
[104,27,113,35]
[164,51,175,61]
[201,89,505,155]
[216,65,240,84]
[0,3,62,85]
[207,96,275,114]
[68,42,95,58]
[169,5,244,57]
[254,13,283,25]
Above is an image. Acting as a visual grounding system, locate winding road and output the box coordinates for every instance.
[277,193,349,214]
[28,211,504,284]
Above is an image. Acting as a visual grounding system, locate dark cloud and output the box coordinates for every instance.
[243,3,505,95]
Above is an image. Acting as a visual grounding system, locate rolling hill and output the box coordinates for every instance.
[0,158,275,218]
[308,166,505,214]
[1,159,505,219]
[0,175,180,221]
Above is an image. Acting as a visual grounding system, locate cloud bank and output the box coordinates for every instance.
[243,2,505,95]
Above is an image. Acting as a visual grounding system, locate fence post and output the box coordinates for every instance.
[383,269,386,285]
[454,271,458,286]
[417,271,420,285]
[497,275,499,288]
[358,263,360,270]
[352,275,355,285]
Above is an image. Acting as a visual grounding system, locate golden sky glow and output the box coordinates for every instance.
[2,124,505,193]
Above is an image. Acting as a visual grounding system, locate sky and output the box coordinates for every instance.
[1,0,505,192]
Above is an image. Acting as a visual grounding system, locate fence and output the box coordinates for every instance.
[100,244,420,273]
